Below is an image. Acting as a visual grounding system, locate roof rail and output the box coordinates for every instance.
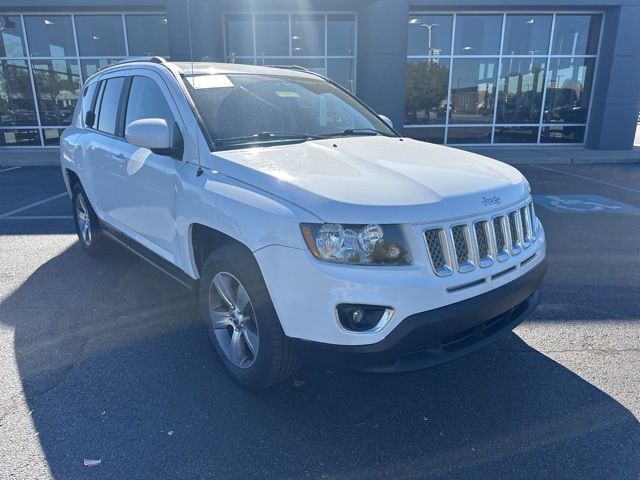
[264,64,313,73]
[107,56,167,68]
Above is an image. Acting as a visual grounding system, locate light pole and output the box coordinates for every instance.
[420,23,438,57]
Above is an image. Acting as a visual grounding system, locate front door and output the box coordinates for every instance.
[108,72,184,261]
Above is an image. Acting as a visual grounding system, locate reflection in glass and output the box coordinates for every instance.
[24,15,76,57]
[80,59,123,82]
[0,128,40,146]
[407,15,453,56]
[327,15,356,56]
[125,15,169,57]
[327,58,354,92]
[494,126,539,143]
[226,14,254,59]
[0,60,37,126]
[552,15,601,56]
[43,127,64,145]
[255,14,289,58]
[404,127,445,144]
[544,57,594,124]
[449,58,498,124]
[31,59,80,126]
[292,14,325,56]
[541,125,585,143]
[454,15,502,55]
[0,15,26,57]
[75,15,126,57]
[404,59,450,125]
[502,15,552,55]
[496,57,546,124]
[447,126,492,144]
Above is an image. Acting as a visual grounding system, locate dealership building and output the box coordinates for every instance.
[0,0,639,158]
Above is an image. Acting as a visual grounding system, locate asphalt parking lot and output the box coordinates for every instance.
[0,163,638,479]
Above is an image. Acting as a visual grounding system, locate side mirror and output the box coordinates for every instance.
[125,118,182,158]
[379,114,393,129]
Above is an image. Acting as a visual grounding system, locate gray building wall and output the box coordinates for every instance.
[2,0,639,150]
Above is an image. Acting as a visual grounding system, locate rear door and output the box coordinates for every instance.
[108,70,184,261]
[81,75,126,220]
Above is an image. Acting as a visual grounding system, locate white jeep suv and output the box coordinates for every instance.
[61,58,547,389]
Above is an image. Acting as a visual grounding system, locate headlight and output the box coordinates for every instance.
[300,223,412,265]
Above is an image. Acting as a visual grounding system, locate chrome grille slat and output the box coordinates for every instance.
[423,199,538,276]
[424,228,452,276]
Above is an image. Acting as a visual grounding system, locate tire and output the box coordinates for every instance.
[199,244,299,389]
[72,183,110,257]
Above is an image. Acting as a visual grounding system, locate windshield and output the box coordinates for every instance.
[183,73,396,149]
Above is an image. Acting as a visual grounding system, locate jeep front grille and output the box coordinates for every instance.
[423,199,537,277]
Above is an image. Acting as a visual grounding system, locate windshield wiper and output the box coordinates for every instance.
[323,128,394,138]
[215,132,323,147]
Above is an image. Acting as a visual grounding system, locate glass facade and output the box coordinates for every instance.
[405,12,602,145]
[224,13,357,92]
[0,13,168,147]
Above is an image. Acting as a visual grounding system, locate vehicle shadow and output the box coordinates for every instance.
[1,243,638,480]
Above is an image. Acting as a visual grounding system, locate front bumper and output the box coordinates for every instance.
[290,259,546,372]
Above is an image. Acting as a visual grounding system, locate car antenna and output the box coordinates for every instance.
[186,0,203,177]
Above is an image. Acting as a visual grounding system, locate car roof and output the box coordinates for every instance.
[89,57,318,83]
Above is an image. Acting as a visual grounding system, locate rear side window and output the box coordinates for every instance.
[124,76,175,130]
[96,77,125,135]
[79,82,98,127]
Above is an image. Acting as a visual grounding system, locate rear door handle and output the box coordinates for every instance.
[114,153,126,162]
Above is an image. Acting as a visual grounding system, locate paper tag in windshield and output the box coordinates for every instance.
[275,91,300,98]
[186,75,233,89]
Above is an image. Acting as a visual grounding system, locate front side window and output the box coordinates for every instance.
[125,76,175,130]
[185,74,394,149]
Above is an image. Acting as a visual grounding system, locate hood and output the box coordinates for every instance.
[208,136,529,224]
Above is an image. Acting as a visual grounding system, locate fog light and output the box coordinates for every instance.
[337,304,393,332]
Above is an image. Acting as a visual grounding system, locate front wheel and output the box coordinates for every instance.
[199,245,299,389]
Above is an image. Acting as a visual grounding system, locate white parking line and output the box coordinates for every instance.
[532,165,640,195]
[0,192,68,218]
[0,166,20,173]
[0,215,73,220]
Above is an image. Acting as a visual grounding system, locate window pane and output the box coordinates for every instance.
[255,14,289,58]
[327,58,354,92]
[503,15,552,55]
[454,15,502,55]
[80,82,97,127]
[125,15,169,57]
[404,127,445,144]
[0,128,40,146]
[125,76,175,130]
[405,59,450,125]
[292,14,325,56]
[449,58,498,124]
[447,126,492,144]
[407,15,453,56]
[24,15,76,57]
[541,125,585,143]
[226,14,253,59]
[494,126,539,143]
[328,14,356,56]
[80,58,123,82]
[0,16,26,57]
[32,59,80,126]
[552,15,601,56]
[43,127,64,145]
[96,77,124,134]
[544,57,594,124]
[0,60,37,127]
[496,57,546,124]
[75,15,126,57]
